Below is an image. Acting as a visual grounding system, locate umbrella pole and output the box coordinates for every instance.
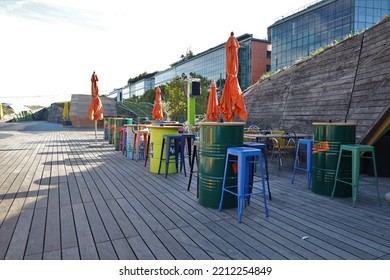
[94,120,98,144]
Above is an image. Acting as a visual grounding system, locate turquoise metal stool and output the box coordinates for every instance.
[218,147,269,223]
[331,144,381,207]
[292,139,313,189]
[243,142,272,200]
[158,135,186,178]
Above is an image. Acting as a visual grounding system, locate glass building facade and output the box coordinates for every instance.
[154,34,261,95]
[268,0,390,72]
[123,34,270,99]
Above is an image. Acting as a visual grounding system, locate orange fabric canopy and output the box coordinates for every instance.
[152,87,164,121]
[219,32,247,122]
[206,81,219,121]
[88,71,103,121]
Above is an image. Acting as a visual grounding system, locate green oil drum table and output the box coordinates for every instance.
[198,122,245,209]
[312,122,356,197]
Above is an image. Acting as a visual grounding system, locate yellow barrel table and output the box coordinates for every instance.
[148,125,182,174]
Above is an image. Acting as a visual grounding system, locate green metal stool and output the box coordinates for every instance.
[331,144,381,207]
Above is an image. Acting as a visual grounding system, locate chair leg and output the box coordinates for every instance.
[165,138,171,178]
[291,144,299,184]
[331,148,343,198]
[258,153,269,217]
[132,133,137,160]
[187,145,197,192]
[263,150,272,200]
[144,134,150,167]
[158,138,165,175]
[370,150,382,206]
[218,154,230,212]
[351,149,361,208]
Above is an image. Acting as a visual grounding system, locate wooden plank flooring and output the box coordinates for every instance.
[0,121,390,260]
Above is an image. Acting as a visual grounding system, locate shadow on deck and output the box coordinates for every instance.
[0,121,389,260]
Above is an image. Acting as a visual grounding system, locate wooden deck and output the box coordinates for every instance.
[1,121,389,260]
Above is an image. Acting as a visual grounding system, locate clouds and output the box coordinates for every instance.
[0,0,314,106]
[0,0,107,29]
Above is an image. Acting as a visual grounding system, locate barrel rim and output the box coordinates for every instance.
[312,122,356,126]
[200,122,245,126]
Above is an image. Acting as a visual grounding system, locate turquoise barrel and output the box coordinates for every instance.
[198,122,245,209]
[312,122,356,197]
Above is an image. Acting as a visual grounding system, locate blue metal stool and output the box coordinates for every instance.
[218,147,269,223]
[292,139,313,189]
[331,144,381,207]
[158,135,186,178]
[243,142,272,200]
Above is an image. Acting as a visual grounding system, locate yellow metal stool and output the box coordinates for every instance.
[331,144,381,207]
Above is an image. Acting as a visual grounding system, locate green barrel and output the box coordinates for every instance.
[312,122,356,197]
[114,118,124,150]
[198,122,245,209]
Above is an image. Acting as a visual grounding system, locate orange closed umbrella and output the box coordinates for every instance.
[88,71,103,143]
[206,81,219,121]
[220,32,247,122]
[88,71,103,121]
[152,87,164,121]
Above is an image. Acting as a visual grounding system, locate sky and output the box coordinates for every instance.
[0,0,316,106]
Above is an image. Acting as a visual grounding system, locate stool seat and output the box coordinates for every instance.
[158,134,186,178]
[218,147,269,223]
[331,144,381,207]
[243,142,272,200]
[292,139,313,189]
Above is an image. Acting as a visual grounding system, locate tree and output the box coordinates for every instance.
[164,74,211,121]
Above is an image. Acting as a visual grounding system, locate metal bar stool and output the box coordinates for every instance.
[132,129,149,161]
[187,140,199,198]
[331,144,381,207]
[181,134,196,173]
[120,127,127,156]
[218,147,269,223]
[144,133,151,167]
[292,138,313,189]
[243,142,272,200]
[158,135,185,178]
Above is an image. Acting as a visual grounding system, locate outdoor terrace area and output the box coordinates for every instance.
[0,121,389,260]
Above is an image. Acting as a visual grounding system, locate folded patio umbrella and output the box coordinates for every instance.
[220,32,247,122]
[152,87,164,121]
[62,101,69,120]
[88,71,103,143]
[206,81,219,121]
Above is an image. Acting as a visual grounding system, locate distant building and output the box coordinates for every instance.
[268,0,390,72]
[108,34,271,101]
[155,34,271,96]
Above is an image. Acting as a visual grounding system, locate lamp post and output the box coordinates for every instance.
[182,73,200,126]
